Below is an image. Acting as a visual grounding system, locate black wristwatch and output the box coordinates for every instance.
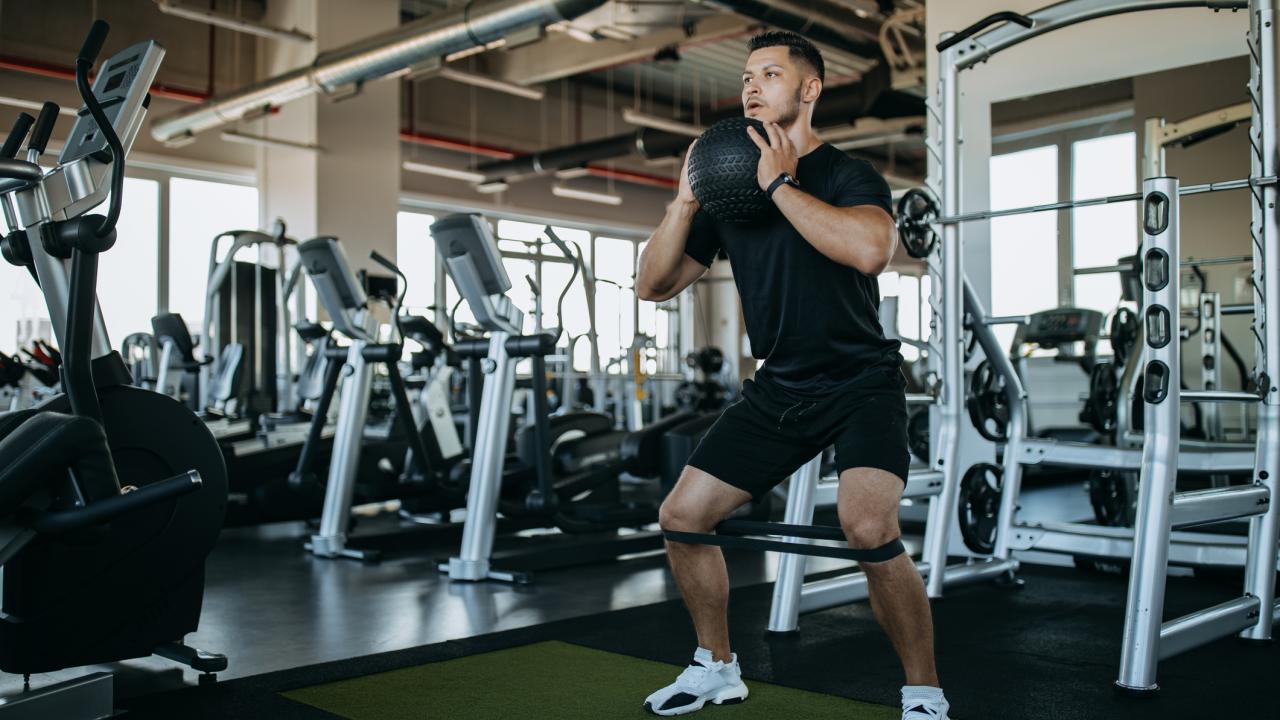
[766,172,801,198]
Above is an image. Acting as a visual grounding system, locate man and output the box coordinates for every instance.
[635,31,949,720]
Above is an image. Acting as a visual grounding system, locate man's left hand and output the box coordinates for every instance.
[747,121,798,192]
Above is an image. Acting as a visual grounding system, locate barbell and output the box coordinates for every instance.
[895,175,1279,258]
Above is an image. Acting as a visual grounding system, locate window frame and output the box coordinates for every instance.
[992,111,1137,310]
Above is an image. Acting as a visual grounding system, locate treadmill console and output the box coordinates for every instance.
[430,213,519,334]
[1023,307,1103,349]
[430,214,512,296]
[298,236,368,340]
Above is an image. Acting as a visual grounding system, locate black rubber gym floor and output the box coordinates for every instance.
[120,564,1280,720]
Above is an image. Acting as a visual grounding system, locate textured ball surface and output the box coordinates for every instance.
[688,117,772,224]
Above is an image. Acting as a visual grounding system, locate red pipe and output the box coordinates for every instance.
[585,165,676,189]
[399,129,516,159]
[0,54,210,104]
[3,53,675,189]
[398,128,676,189]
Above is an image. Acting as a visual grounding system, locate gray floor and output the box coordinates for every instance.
[0,476,1097,700]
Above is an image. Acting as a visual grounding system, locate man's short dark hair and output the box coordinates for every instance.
[747,31,825,84]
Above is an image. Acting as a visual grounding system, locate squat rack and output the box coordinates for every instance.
[922,0,1279,694]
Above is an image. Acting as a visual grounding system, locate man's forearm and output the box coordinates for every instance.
[637,200,699,297]
[771,185,895,275]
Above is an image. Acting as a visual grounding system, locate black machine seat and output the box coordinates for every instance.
[619,411,698,478]
[514,412,614,470]
[399,314,444,349]
[151,312,204,369]
[294,321,329,343]
[1036,427,1101,445]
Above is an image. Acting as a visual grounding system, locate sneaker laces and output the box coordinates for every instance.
[676,661,719,690]
[902,700,944,719]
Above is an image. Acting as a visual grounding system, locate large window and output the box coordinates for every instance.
[396,211,436,314]
[168,178,259,334]
[1072,132,1138,313]
[0,178,158,353]
[0,222,51,353]
[990,145,1059,349]
[98,177,160,345]
[594,237,637,369]
[878,271,929,361]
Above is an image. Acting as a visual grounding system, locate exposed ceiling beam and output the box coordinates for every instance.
[483,13,756,86]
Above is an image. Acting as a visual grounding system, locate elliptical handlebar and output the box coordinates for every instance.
[73,20,125,242]
[1,113,35,159]
[541,226,580,345]
[369,250,409,344]
[27,102,61,157]
[77,19,110,67]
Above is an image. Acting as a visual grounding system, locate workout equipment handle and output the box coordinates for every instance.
[1,113,34,159]
[368,250,402,277]
[78,19,111,67]
[0,159,44,184]
[21,470,202,535]
[937,11,1033,52]
[27,102,60,155]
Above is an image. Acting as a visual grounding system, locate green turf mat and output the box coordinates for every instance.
[282,640,898,720]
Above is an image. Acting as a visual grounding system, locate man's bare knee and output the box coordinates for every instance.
[839,508,899,550]
[659,497,714,534]
[660,466,751,535]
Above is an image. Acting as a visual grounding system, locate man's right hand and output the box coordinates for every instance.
[676,139,700,209]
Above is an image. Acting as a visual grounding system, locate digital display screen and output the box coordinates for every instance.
[109,53,140,71]
[104,71,126,93]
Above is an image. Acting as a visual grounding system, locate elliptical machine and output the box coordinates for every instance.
[0,20,228,712]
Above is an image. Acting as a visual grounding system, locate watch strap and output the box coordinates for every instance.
[766,173,795,198]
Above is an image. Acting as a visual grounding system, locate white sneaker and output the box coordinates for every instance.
[643,648,749,716]
[901,686,950,720]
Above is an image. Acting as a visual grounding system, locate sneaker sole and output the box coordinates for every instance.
[644,687,748,716]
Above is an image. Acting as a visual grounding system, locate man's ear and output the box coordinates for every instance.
[803,76,822,104]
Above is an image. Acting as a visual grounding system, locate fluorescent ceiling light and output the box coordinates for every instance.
[552,184,622,206]
[434,68,545,101]
[817,117,923,142]
[476,181,509,194]
[833,132,919,151]
[444,39,506,63]
[554,167,592,180]
[0,96,78,116]
[561,26,598,43]
[155,0,313,43]
[221,130,321,153]
[622,108,704,138]
[402,160,486,184]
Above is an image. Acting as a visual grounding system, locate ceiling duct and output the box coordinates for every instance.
[476,64,921,184]
[694,0,885,59]
[150,0,608,143]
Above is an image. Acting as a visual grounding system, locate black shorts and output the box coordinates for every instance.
[687,373,910,501]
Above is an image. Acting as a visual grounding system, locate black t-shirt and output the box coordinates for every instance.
[684,143,902,397]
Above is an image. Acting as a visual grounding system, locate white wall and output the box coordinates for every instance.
[925,0,1249,304]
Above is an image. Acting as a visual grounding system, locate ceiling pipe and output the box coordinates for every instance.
[150,0,610,143]
[399,128,676,188]
[692,0,885,58]
[475,66,920,184]
[0,53,210,103]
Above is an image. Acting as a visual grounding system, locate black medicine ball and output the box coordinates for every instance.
[688,117,773,224]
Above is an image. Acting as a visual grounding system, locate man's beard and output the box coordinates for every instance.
[773,85,803,128]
